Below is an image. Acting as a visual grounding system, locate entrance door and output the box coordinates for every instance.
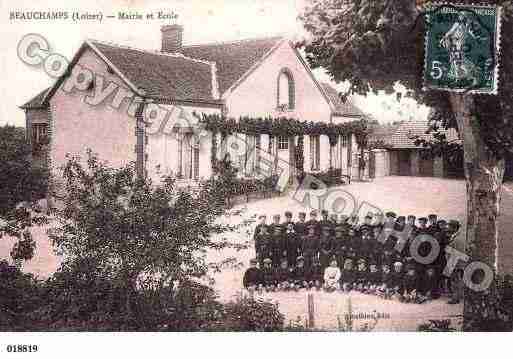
[419,157,434,177]
[369,151,376,178]
[398,151,411,176]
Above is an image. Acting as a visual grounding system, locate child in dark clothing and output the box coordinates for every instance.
[378,263,394,299]
[390,261,404,300]
[306,257,323,290]
[243,259,263,292]
[276,258,293,291]
[262,258,276,292]
[319,226,333,270]
[285,222,299,268]
[402,262,420,303]
[292,256,307,290]
[340,258,356,292]
[367,263,381,294]
[355,258,369,292]
[270,214,284,267]
[419,266,440,302]
[302,225,319,268]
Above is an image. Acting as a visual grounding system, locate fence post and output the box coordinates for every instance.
[307,293,315,329]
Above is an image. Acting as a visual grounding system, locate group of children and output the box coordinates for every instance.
[242,210,463,304]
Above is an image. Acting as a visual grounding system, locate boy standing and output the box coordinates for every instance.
[319,226,333,270]
[302,224,319,268]
[285,222,299,268]
[269,214,285,267]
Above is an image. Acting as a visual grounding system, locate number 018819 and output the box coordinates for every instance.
[6,344,39,353]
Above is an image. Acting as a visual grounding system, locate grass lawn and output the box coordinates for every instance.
[2,176,512,331]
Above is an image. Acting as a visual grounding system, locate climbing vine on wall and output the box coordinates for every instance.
[194,113,369,140]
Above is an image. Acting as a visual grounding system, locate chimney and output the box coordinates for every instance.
[161,24,183,53]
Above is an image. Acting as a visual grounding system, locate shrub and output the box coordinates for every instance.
[209,297,285,331]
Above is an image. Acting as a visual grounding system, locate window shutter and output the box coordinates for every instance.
[310,135,314,171]
[194,143,200,179]
[316,136,320,170]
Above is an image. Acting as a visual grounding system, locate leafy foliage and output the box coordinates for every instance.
[208,154,280,205]
[0,260,44,331]
[0,125,48,217]
[196,112,369,141]
[300,0,513,158]
[0,125,48,263]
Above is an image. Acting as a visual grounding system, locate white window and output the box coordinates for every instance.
[278,136,289,150]
[310,135,320,171]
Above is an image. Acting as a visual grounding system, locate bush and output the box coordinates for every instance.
[299,168,345,189]
[208,297,285,331]
[0,260,44,331]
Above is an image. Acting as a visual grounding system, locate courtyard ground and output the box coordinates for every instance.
[3,176,513,330]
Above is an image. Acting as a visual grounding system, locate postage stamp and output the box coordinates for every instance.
[423,3,502,94]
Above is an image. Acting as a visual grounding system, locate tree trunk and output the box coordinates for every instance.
[449,93,505,330]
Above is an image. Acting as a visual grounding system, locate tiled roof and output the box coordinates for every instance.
[389,119,459,149]
[20,87,51,109]
[90,40,217,101]
[368,123,400,143]
[181,37,283,95]
[320,82,364,117]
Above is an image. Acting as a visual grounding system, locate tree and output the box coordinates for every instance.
[0,125,47,216]
[0,125,48,265]
[300,0,513,329]
[47,151,239,324]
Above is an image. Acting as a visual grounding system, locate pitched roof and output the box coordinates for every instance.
[389,119,459,149]
[181,37,283,95]
[320,82,364,117]
[20,87,51,109]
[89,40,218,101]
[368,122,401,143]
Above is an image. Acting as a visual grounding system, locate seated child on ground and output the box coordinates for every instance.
[292,256,307,290]
[355,258,369,292]
[366,262,381,294]
[402,262,420,303]
[306,258,323,290]
[262,258,276,291]
[418,266,440,302]
[378,263,393,299]
[340,258,356,292]
[323,258,341,292]
[276,258,293,291]
[390,261,405,300]
[243,259,263,292]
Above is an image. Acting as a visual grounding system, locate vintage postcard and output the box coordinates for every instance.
[0,0,512,356]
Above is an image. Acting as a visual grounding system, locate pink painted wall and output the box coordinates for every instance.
[49,48,137,182]
[224,41,332,122]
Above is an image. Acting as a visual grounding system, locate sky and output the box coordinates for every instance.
[0,0,429,127]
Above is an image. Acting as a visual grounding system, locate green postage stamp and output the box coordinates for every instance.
[423,3,502,94]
